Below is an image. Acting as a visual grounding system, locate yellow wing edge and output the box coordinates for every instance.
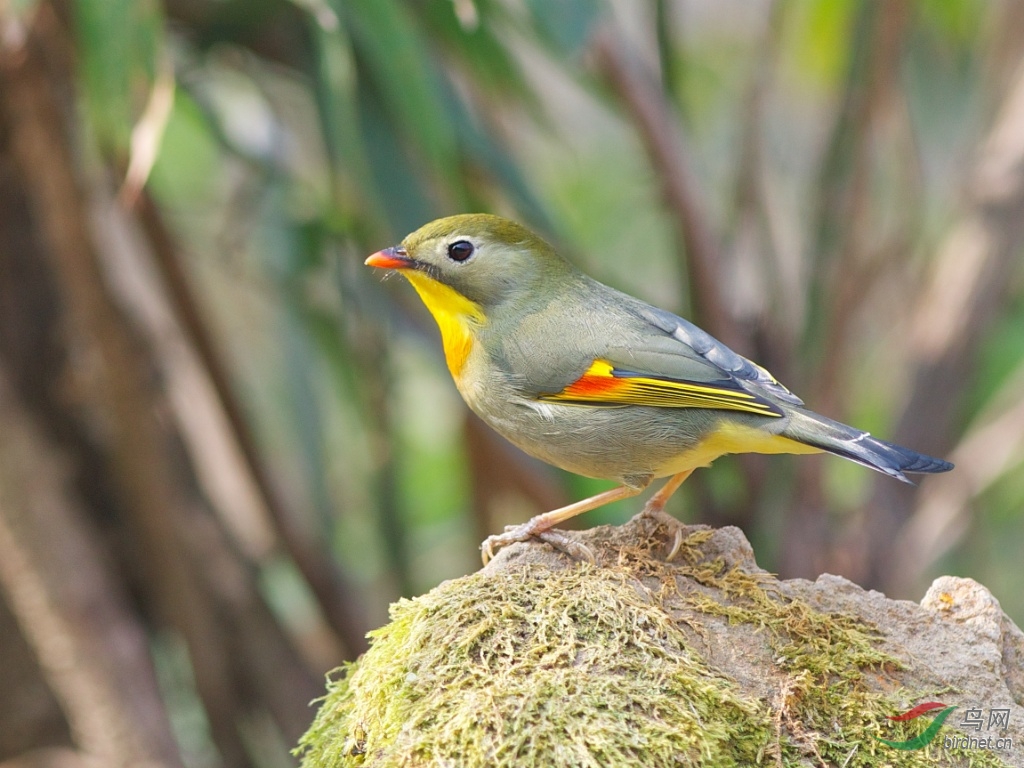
[538,360,783,418]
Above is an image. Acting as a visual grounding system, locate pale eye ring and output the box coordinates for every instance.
[447,240,474,262]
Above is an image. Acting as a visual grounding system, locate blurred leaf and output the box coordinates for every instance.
[969,298,1024,417]
[267,214,354,540]
[335,0,462,198]
[917,0,985,47]
[419,0,535,104]
[392,342,469,529]
[360,90,440,235]
[74,0,164,155]
[306,11,385,228]
[280,300,336,533]
[449,91,556,234]
[541,146,675,305]
[149,91,222,206]
[783,0,856,90]
[525,0,606,54]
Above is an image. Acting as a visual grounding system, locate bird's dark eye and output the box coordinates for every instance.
[447,240,474,262]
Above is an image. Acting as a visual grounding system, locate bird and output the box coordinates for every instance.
[366,213,953,564]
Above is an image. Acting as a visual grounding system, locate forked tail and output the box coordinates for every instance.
[783,410,953,484]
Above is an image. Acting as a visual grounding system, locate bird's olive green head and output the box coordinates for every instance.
[365,214,575,309]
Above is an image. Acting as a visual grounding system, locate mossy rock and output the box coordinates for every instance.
[298,518,1021,767]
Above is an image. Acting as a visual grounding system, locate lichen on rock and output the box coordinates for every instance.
[297,517,1022,767]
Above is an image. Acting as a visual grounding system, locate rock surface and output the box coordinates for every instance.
[298,516,1024,767]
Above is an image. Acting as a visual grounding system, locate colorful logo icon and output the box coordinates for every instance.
[877,702,958,750]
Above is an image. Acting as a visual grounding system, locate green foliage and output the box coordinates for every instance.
[149,92,222,203]
[77,0,1024,675]
[783,0,857,90]
[525,0,606,54]
[338,0,459,193]
[917,0,986,47]
[74,0,164,154]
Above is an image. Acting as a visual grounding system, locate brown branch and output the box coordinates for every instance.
[727,0,785,247]
[178,503,324,744]
[133,189,369,657]
[809,1,913,412]
[889,361,1024,595]
[0,369,182,767]
[591,27,742,350]
[0,598,69,757]
[724,0,787,349]
[983,0,1024,103]
[0,747,103,768]
[653,0,681,114]
[707,1,788,532]
[1,7,249,764]
[862,53,1024,591]
[58,188,331,738]
[779,2,913,581]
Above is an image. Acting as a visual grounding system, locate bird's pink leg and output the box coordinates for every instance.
[481,484,644,564]
[638,469,694,560]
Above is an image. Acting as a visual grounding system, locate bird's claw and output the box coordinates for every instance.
[481,523,530,565]
[637,505,686,561]
[665,528,684,561]
[481,523,595,565]
[535,530,596,564]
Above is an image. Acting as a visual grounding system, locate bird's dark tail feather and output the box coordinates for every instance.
[783,410,953,484]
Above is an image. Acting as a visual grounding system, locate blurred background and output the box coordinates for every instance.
[1,0,1023,765]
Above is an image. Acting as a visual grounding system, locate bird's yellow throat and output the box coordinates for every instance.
[401,271,485,378]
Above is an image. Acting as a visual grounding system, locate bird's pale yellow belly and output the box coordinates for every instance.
[654,420,821,477]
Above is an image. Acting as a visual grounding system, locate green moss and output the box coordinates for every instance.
[297,531,1010,768]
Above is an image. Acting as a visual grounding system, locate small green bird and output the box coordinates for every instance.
[367,214,952,563]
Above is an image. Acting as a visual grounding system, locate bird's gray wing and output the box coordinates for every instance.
[514,296,800,419]
[630,304,804,406]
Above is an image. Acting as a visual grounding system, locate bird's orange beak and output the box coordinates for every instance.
[365,245,414,270]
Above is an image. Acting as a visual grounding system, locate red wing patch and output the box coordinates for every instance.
[539,359,782,418]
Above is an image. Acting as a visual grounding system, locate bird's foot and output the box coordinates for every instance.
[481,523,595,565]
[535,529,596,563]
[637,504,686,561]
